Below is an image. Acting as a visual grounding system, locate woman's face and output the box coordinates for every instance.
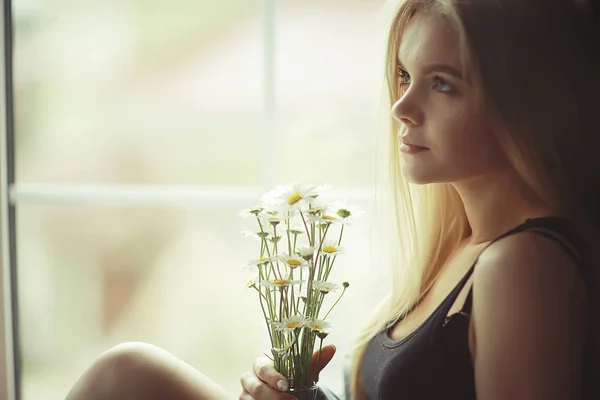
[392,12,508,185]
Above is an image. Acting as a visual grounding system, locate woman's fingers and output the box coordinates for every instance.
[240,361,297,400]
[309,344,337,381]
[253,356,290,391]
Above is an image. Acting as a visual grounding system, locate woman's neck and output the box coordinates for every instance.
[452,171,555,245]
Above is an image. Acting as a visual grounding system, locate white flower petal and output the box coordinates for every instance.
[312,281,341,293]
[259,279,304,288]
[261,184,319,211]
[279,253,309,269]
[297,246,315,260]
[271,314,308,332]
[330,200,363,220]
[318,240,344,256]
[307,318,331,332]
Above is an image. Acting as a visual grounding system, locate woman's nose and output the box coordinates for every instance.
[391,94,421,127]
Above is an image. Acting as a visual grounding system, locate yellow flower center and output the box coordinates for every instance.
[311,324,323,331]
[322,215,337,220]
[287,192,302,205]
[273,279,291,285]
[323,246,337,253]
[287,321,301,328]
[258,257,270,263]
[288,260,302,267]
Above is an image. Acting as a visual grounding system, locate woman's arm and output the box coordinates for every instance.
[471,232,588,400]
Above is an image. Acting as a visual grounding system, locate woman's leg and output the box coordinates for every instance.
[65,342,233,400]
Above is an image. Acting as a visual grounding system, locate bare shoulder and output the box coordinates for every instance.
[470,231,588,399]
[475,230,587,300]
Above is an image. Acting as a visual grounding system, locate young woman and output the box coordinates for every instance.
[65,0,600,399]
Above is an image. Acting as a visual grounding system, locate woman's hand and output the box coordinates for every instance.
[239,344,336,400]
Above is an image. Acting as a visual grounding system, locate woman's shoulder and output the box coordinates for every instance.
[481,216,585,266]
[469,224,589,400]
[473,224,588,315]
[479,228,582,277]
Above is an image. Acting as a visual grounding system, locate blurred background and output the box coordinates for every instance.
[11,0,391,398]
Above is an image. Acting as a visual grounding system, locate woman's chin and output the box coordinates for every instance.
[402,169,433,185]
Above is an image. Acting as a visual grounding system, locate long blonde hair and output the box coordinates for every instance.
[348,1,600,398]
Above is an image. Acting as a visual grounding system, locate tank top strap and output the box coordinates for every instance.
[459,216,581,315]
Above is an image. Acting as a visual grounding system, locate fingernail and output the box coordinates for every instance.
[277,380,289,391]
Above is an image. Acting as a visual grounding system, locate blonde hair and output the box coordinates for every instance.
[348,1,600,398]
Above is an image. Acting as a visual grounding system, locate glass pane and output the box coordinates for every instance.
[17,201,384,398]
[275,1,386,186]
[13,0,263,185]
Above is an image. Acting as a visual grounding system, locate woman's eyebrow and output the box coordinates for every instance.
[422,63,464,80]
[397,59,464,81]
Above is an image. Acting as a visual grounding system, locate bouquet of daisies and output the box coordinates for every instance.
[240,184,359,390]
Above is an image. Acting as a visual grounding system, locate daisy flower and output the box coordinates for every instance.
[243,275,259,290]
[261,184,319,212]
[279,253,309,269]
[330,200,363,221]
[305,203,328,216]
[319,240,344,256]
[306,213,344,226]
[312,281,341,294]
[241,230,270,241]
[296,246,315,261]
[259,279,304,288]
[272,315,308,332]
[267,235,282,244]
[272,344,293,354]
[288,228,305,236]
[243,256,275,270]
[287,223,306,236]
[237,206,265,219]
[306,318,331,333]
[258,209,286,227]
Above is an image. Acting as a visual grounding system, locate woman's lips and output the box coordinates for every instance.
[399,139,429,154]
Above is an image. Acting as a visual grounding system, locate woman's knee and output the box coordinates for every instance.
[66,342,232,400]
[66,342,176,400]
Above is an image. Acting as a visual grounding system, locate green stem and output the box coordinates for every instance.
[300,212,312,245]
[256,277,273,346]
[307,224,330,318]
[256,217,281,280]
[322,287,347,320]
[286,218,292,256]
[279,287,284,323]
[338,224,345,246]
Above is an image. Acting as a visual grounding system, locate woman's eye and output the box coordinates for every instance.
[398,67,411,87]
[433,76,455,93]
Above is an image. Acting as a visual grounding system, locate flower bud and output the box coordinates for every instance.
[316,331,329,340]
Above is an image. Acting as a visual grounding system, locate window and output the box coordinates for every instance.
[4,1,389,398]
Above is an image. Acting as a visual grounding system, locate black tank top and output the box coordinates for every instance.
[358,217,585,400]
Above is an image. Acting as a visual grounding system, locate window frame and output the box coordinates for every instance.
[1,0,374,398]
[2,0,18,399]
